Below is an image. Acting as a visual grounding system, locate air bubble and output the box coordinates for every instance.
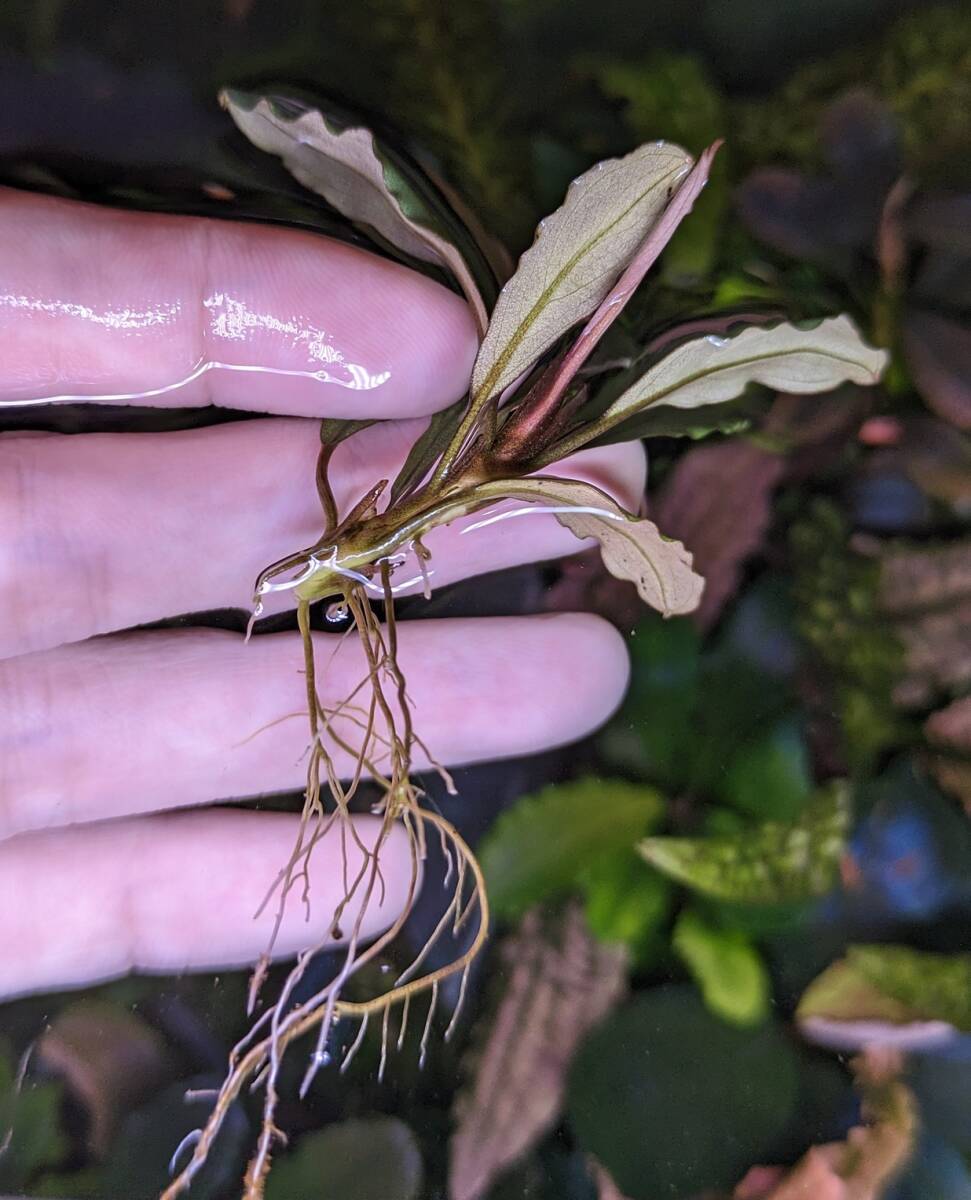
[326,600,349,623]
[705,335,730,348]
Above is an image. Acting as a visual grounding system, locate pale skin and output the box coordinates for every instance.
[0,189,645,1000]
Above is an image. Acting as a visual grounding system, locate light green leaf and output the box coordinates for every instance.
[672,908,770,1026]
[638,782,850,903]
[598,315,887,434]
[480,778,665,919]
[265,1117,422,1200]
[470,141,692,403]
[850,945,971,1032]
[221,89,491,334]
[580,850,672,962]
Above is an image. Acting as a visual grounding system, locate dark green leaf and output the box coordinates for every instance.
[480,779,665,919]
[567,987,799,1198]
[0,1045,66,1192]
[389,399,467,504]
[717,717,812,822]
[266,1117,422,1200]
[638,782,850,903]
[319,417,376,447]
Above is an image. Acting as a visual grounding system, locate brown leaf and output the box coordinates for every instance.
[903,310,971,431]
[36,1000,172,1157]
[654,440,786,629]
[448,903,627,1200]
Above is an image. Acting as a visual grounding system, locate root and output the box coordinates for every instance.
[160,571,489,1200]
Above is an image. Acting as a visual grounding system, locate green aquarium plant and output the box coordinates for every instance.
[160,88,887,1200]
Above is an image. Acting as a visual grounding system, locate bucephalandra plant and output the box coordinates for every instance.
[160,89,888,1199]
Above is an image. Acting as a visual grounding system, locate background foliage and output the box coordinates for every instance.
[0,1,969,1198]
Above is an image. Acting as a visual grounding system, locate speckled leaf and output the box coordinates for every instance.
[470,141,692,403]
[597,316,886,435]
[798,945,971,1053]
[638,782,850,902]
[221,89,492,333]
[672,908,770,1026]
[480,778,664,919]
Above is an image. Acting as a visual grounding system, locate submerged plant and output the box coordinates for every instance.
[161,89,887,1199]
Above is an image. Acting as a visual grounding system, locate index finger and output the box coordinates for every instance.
[0,188,478,418]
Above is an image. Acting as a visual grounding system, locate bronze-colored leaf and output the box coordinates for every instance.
[597,316,886,435]
[221,89,491,333]
[470,141,693,404]
[448,903,627,1200]
[476,476,704,617]
[654,439,786,629]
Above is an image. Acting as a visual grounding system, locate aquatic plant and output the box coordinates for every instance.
[160,89,886,1198]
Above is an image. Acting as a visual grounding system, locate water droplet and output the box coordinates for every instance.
[312,1049,331,1067]
[326,600,349,623]
[706,334,729,348]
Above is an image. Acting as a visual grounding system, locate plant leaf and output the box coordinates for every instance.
[319,416,376,447]
[568,987,800,1198]
[221,89,492,334]
[475,475,705,617]
[479,777,665,919]
[449,904,626,1200]
[638,782,850,903]
[470,141,693,404]
[389,399,467,504]
[584,393,760,447]
[266,1116,423,1200]
[580,850,672,964]
[597,315,887,434]
[672,908,770,1027]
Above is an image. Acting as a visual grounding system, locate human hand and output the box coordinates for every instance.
[0,189,644,998]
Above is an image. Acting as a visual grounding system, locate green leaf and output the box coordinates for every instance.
[672,907,770,1027]
[580,850,672,963]
[717,718,812,822]
[389,399,466,504]
[597,316,887,437]
[638,782,850,903]
[480,778,665,919]
[221,89,493,334]
[0,1045,66,1193]
[567,987,799,1199]
[319,417,376,447]
[265,1117,423,1200]
[470,140,692,404]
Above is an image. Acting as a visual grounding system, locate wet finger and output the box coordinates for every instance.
[0,420,645,657]
[0,809,414,999]
[0,187,477,417]
[0,614,629,839]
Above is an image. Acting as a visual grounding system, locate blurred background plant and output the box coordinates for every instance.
[0,1,969,1198]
